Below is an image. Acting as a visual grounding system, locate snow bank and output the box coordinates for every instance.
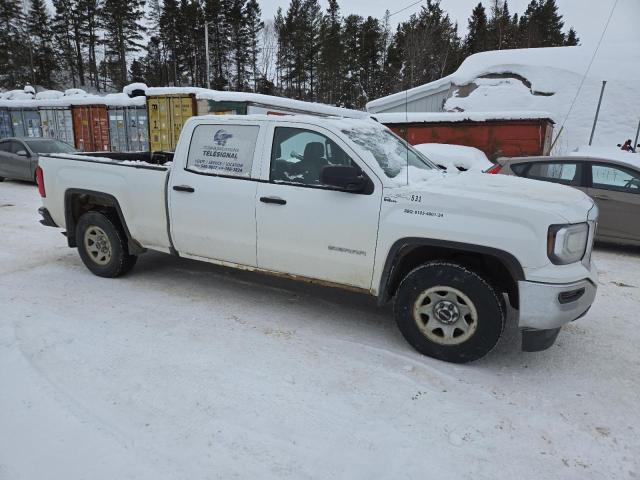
[414,143,493,172]
[35,90,64,100]
[570,145,640,169]
[123,83,148,96]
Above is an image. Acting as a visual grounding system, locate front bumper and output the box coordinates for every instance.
[518,277,598,330]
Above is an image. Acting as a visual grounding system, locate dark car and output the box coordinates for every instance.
[0,137,76,183]
[494,155,640,247]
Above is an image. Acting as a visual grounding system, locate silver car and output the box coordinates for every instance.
[0,137,76,183]
[495,155,640,247]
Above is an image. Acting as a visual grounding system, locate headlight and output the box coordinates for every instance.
[547,223,589,265]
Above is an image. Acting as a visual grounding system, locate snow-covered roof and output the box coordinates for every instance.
[371,111,554,124]
[0,84,366,118]
[368,42,640,154]
[145,86,367,118]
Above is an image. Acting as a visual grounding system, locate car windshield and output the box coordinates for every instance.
[25,139,76,154]
[341,125,437,178]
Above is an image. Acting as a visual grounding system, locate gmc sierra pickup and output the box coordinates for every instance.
[37,115,598,363]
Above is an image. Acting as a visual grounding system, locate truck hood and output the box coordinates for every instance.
[384,171,594,223]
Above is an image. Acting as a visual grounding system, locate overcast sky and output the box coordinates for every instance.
[259,0,638,48]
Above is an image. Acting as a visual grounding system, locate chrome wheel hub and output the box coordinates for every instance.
[413,286,479,346]
[84,226,112,266]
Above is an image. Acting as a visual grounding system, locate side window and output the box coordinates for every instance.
[510,163,529,176]
[525,162,582,186]
[0,141,11,152]
[591,164,640,193]
[185,124,260,178]
[270,127,356,186]
[10,141,26,155]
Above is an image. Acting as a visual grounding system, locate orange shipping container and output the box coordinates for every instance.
[71,105,110,152]
[382,118,554,160]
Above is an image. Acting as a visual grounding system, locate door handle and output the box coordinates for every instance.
[260,196,286,205]
[173,185,195,193]
[593,194,610,201]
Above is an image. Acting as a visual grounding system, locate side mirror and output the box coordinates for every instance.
[16,150,28,157]
[320,165,366,192]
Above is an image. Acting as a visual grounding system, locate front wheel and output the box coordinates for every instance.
[394,262,504,363]
[76,211,137,278]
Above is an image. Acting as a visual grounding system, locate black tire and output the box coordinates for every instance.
[76,211,137,278]
[0,176,5,182]
[394,262,504,363]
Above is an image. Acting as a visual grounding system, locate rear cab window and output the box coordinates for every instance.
[186,123,260,178]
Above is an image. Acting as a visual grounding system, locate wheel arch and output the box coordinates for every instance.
[378,238,524,309]
[64,188,145,255]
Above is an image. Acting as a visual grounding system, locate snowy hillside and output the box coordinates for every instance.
[443,42,640,154]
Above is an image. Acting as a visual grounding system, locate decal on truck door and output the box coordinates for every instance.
[186,124,259,178]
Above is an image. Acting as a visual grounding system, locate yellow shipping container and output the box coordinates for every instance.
[146,94,196,151]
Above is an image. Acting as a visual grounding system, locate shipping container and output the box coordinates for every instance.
[39,107,75,146]
[71,105,110,152]
[0,108,12,138]
[382,117,555,160]
[108,106,149,152]
[147,94,196,151]
[9,108,42,137]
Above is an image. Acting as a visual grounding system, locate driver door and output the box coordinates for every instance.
[256,123,382,289]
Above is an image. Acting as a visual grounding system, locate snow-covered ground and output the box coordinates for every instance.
[0,180,638,479]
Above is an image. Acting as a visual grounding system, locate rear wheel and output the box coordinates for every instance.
[0,176,4,182]
[394,262,504,363]
[76,211,137,277]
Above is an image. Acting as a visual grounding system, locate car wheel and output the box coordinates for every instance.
[76,211,137,278]
[394,262,504,363]
[0,176,4,182]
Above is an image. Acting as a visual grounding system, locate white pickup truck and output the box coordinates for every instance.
[37,115,598,363]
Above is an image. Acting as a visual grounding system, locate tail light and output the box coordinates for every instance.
[35,166,46,197]
[485,163,503,174]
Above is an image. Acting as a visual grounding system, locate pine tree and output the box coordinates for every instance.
[564,27,579,46]
[245,0,263,91]
[25,0,56,87]
[160,0,180,85]
[0,0,27,88]
[318,0,343,104]
[228,0,249,90]
[204,0,232,89]
[464,2,490,57]
[129,59,144,82]
[100,0,146,88]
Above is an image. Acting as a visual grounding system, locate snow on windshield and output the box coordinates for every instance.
[341,125,436,179]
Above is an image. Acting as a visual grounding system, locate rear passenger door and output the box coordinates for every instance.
[588,163,640,242]
[168,121,265,267]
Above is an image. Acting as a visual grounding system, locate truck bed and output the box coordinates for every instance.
[39,153,174,253]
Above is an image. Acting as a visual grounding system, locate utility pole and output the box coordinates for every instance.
[205,23,211,90]
[634,118,640,150]
[589,80,607,146]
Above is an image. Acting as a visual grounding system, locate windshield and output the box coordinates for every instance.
[341,125,437,178]
[26,139,76,154]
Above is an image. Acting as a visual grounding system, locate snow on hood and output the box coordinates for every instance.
[413,143,493,172]
[388,169,593,223]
